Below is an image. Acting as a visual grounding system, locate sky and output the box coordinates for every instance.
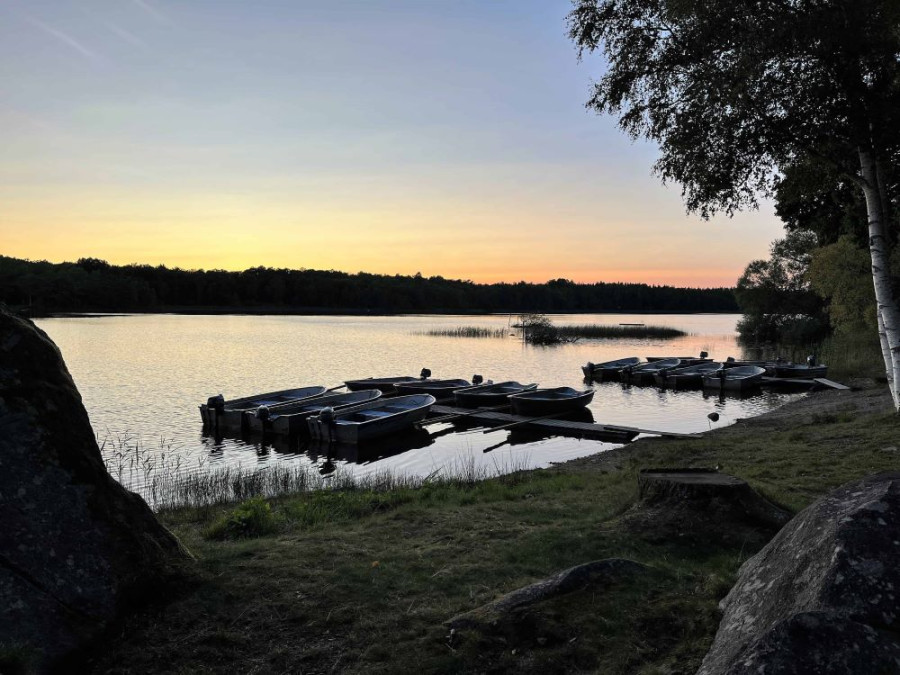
[0,0,787,287]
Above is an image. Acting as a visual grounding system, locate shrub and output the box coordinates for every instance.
[204,496,280,540]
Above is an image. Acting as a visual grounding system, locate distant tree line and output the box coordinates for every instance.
[0,256,738,315]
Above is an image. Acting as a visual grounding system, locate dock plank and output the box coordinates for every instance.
[813,378,851,390]
[427,405,701,440]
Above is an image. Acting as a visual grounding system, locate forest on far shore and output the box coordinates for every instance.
[0,255,738,315]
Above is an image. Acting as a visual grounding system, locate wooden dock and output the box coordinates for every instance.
[426,405,701,441]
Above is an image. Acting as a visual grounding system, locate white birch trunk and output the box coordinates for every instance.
[859,147,900,411]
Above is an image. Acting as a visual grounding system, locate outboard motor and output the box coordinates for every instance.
[700,351,708,359]
[472,374,484,385]
[420,368,432,379]
[807,354,816,366]
[725,356,735,363]
[206,394,225,427]
[256,405,270,422]
[319,406,336,443]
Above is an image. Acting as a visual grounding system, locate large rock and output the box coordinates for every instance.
[0,308,191,671]
[698,472,900,674]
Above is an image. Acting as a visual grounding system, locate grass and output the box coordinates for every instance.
[415,326,509,338]
[85,383,899,674]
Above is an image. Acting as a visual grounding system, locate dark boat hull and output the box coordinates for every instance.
[344,376,421,394]
[453,382,537,408]
[509,388,595,416]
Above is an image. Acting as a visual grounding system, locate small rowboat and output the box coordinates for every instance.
[394,378,481,399]
[655,361,723,388]
[245,389,382,436]
[200,386,327,429]
[771,363,828,379]
[453,381,538,408]
[307,394,436,444]
[344,376,423,394]
[702,365,766,392]
[581,356,641,379]
[620,358,681,384]
[508,387,595,416]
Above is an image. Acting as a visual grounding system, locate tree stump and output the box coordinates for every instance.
[638,468,791,529]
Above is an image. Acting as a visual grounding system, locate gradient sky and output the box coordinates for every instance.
[0,0,786,287]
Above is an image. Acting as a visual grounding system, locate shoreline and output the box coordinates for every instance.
[31,308,741,319]
[85,380,897,674]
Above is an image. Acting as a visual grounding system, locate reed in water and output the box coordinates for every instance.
[415,326,509,338]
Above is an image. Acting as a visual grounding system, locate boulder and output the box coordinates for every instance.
[698,472,900,674]
[0,308,192,671]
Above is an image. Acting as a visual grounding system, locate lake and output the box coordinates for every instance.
[36,313,802,505]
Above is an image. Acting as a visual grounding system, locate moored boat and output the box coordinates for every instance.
[620,358,681,384]
[654,361,723,388]
[200,385,327,429]
[646,352,711,368]
[246,389,382,436]
[581,356,641,379]
[344,374,424,394]
[508,387,595,416]
[307,394,436,443]
[771,363,828,379]
[702,365,766,392]
[453,381,538,408]
[394,378,482,399]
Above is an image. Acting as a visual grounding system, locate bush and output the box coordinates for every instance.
[204,497,280,540]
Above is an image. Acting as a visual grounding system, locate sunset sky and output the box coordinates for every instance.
[0,0,786,287]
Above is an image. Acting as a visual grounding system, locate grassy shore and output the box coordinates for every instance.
[85,382,897,674]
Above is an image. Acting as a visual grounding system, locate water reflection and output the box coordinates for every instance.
[35,313,807,499]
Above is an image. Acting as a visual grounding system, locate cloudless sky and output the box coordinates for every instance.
[0,0,786,287]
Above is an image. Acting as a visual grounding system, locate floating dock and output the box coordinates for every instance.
[426,405,701,442]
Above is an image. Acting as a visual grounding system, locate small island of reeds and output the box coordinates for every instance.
[415,315,686,344]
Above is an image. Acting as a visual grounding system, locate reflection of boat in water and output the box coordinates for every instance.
[482,408,638,450]
[307,426,440,465]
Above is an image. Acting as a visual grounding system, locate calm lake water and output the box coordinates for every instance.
[36,313,803,502]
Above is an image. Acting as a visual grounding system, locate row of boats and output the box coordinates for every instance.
[200,372,595,444]
[581,354,828,391]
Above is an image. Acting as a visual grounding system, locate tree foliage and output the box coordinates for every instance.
[569,0,900,406]
[569,0,900,216]
[735,230,827,342]
[0,256,738,315]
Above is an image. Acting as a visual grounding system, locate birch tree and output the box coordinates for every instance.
[568,0,900,408]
